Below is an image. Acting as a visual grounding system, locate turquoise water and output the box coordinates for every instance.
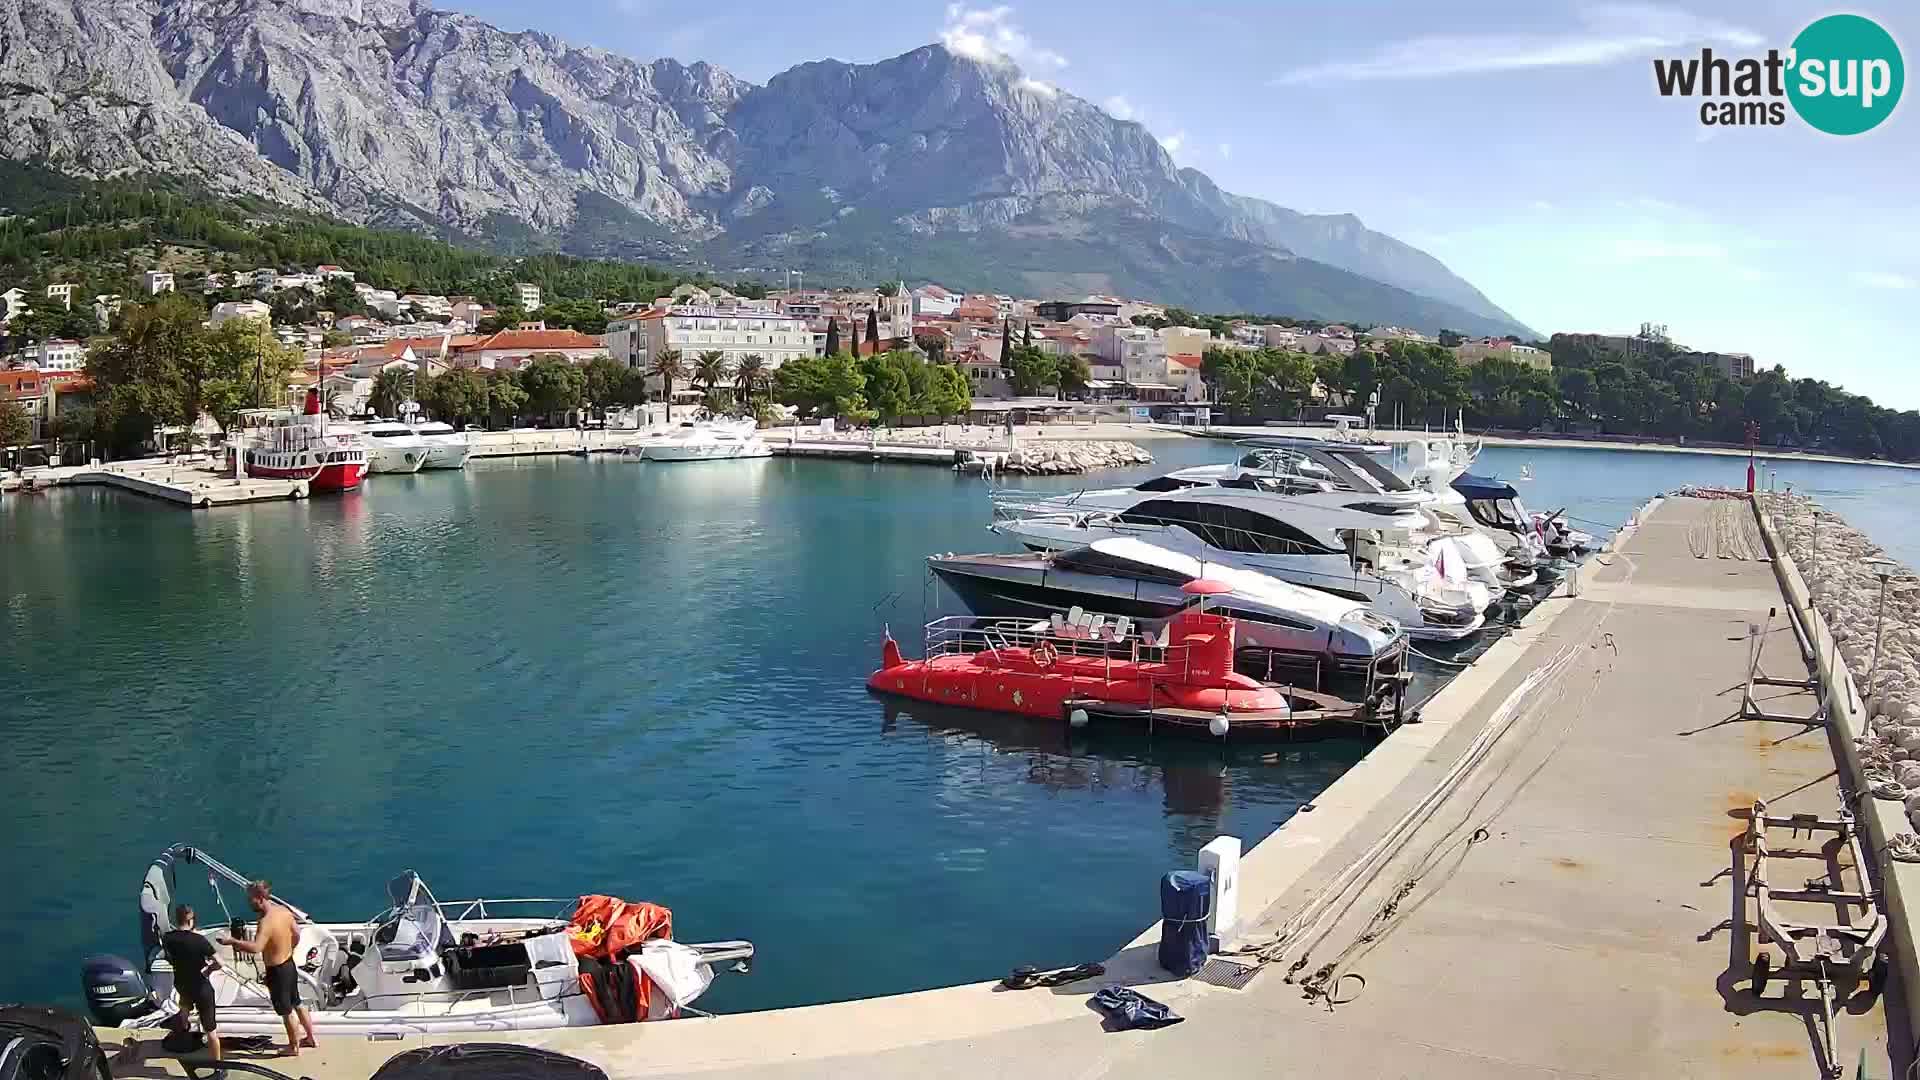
[1,437,1915,1015]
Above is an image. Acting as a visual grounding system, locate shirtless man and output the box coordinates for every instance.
[220,880,317,1057]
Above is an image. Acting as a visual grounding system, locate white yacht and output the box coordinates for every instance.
[623,420,772,463]
[409,421,473,470]
[82,845,753,1037]
[1034,439,1531,598]
[361,420,430,474]
[991,485,1489,640]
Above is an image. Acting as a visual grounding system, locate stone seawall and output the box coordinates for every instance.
[998,441,1153,474]
[1763,494,1920,824]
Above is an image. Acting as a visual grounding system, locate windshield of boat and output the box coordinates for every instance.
[1325,449,1412,493]
[376,872,453,962]
[1469,498,1524,530]
[366,428,413,438]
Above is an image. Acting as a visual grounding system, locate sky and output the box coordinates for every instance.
[454,1,1920,409]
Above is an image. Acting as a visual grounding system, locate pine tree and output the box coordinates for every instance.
[824,318,840,356]
[851,317,862,357]
[1000,318,1011,360]
[866,307,879,348]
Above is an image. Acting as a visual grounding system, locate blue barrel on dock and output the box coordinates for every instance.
[1157,870,1212,976]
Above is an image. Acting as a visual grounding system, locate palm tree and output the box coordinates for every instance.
[734,354,768,410]
[370,367,411,418]
[648,348,687,407]
[694,350,733,404]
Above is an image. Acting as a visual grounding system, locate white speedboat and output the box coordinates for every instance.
[362,420,430,474]
[82,845,753,1037]
[624,420,772,463]
[410,421,473,470]
[991,485,1489,640]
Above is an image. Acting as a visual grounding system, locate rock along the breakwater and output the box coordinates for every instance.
[1000,441,1154,475]
[1765,494,1920,827]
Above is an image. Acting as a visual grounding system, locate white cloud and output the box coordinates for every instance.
[1853,270,1917,290]
[941,4,1068,71]
[1272,4,1762,84]
[1159,130,1187,156]
[1016,76,1056,97]
[1102,95,1136,121]
[1529,199,1556,212]
[1217,142,1233,160]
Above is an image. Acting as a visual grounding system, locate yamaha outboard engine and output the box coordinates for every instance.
[80,954,157,1025]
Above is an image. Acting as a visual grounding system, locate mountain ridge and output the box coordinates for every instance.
[0,0,1531,336]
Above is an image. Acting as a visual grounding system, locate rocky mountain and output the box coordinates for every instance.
[0,0,1529,336]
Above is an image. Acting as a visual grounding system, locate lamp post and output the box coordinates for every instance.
[1865,557,1896,699]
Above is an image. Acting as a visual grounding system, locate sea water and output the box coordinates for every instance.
[1,437,1914,1012]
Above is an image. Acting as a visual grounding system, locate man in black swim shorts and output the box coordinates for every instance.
[161,904,223,1072]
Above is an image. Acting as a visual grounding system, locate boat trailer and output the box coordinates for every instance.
[1740,798,1887,1078]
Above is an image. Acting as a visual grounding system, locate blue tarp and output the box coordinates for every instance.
[1157,870,1211,977]
[1452,472,1519,502]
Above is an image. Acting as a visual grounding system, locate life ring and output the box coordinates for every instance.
[1031,641,1058,668]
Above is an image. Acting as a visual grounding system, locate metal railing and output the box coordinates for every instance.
[921,613,1196,681]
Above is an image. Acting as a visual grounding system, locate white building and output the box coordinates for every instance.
[316,265,355,282]
[276,272,322,292]
[45,283,75,310]
[251,268,279,291]
[605,304,813,386]
[1,287,26,324]
[21,339,86,372]
[143,271,175,296]
[514,282,542,312]
[401,294,452,318]
[210,300,272,327]
[912,285,960,317]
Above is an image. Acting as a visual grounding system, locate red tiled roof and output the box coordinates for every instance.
[0,370,45,397]
[1169,354,1203,369]
[468,329,604,351]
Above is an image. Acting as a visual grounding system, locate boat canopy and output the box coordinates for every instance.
[1452,472,1520,502]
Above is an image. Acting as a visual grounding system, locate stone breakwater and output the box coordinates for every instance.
[1764,494,1920,827]
[998,441,1154,474]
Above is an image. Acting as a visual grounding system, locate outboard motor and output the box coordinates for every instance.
[80,953,158,1025]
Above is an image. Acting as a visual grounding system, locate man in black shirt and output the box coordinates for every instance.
[161,904,222,1070]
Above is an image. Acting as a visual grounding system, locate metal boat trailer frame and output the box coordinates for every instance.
[1741,799,1887,1078]
[1740,606,1824,725]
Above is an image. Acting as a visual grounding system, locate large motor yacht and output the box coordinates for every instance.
[361,420,430,474]
[990,484,1489,640]
[409,421,473,470]
[623,419,772,462]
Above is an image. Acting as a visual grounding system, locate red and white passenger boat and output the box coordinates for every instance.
[244,389,368,492]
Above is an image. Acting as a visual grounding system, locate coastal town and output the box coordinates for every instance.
[2,257,1790,461]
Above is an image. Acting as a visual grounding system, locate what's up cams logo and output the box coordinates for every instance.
[1654,13,1903,134]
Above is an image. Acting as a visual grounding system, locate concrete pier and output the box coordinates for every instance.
[96,496,1912,1079]
[22,460,308,507]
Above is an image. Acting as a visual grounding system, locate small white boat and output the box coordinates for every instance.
[362,420,430,474]
[409,421,473,470]
[82,845,753,1037]
[623,420,772,462]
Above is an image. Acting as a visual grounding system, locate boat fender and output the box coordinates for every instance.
[1069,707,1089,729]
[1208,715,1230,738]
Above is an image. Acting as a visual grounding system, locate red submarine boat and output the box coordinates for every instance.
[868,580,1354,740]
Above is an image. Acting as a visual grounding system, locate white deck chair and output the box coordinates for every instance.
[1086,614,1107,641]
[1066,606,1085,636]
[1110,616,1132,642]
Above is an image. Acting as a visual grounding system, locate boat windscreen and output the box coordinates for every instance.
[1328,449,1411,492]
[379,872,454,962]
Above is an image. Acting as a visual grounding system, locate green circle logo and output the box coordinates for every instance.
[1788,14,1903,135]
